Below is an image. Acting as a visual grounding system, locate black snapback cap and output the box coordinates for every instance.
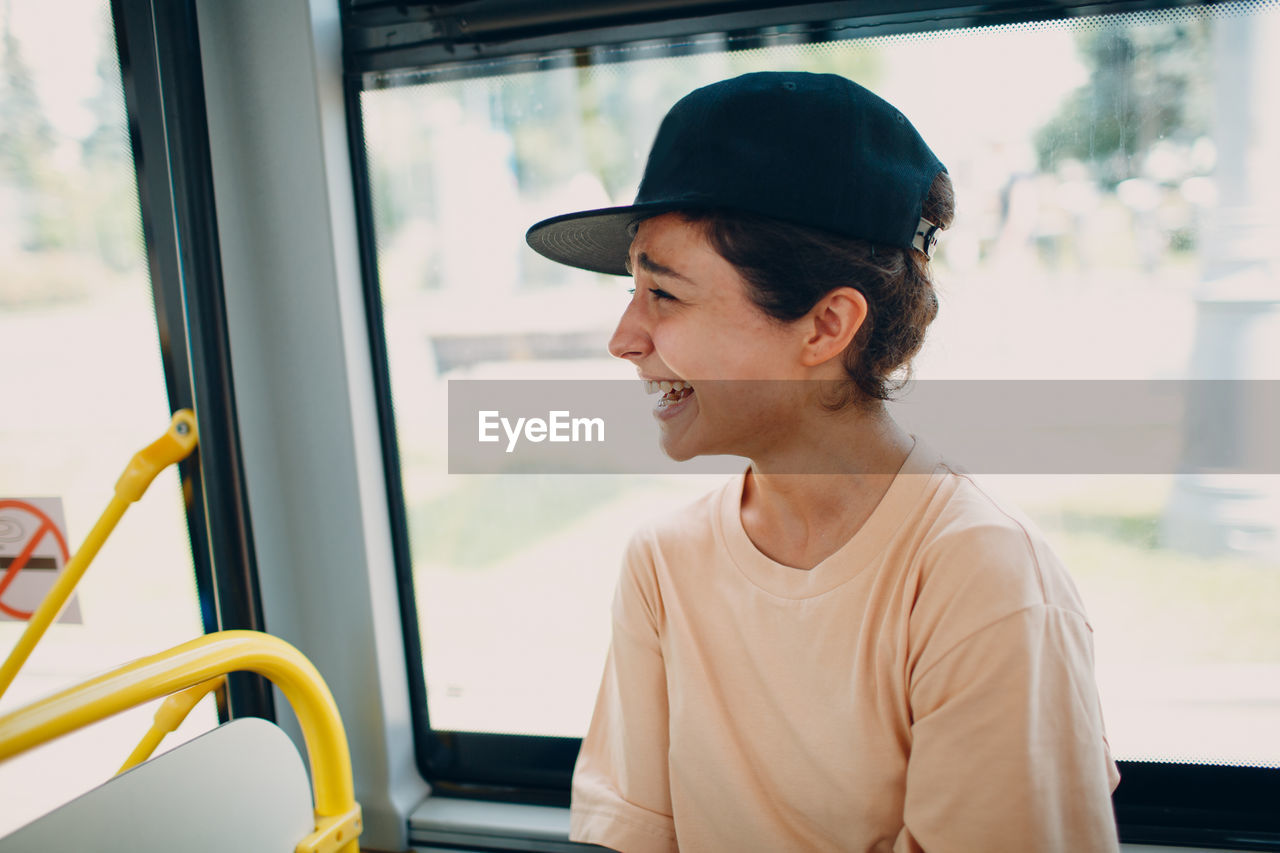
[526,71,946,276]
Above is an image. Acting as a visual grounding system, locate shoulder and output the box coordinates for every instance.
[907,460,1090,647]
[612,475,736,623]
[622,476,734,569]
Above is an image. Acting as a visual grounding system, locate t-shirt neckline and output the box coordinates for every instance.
[716,437,944,599]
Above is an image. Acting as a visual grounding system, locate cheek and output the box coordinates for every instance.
[651,311,796,378]
[726,323,802,378]
[649,320,710,372]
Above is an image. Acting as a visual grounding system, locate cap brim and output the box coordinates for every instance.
[525,202,683,276]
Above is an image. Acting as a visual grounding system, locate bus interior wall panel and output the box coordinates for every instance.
[192,0,432,847]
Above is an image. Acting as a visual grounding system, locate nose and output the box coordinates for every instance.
[608,293,652,361]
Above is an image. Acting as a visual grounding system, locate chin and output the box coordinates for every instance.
[657,427,712,462]
[659,432,738,463]
[658,438,699,463]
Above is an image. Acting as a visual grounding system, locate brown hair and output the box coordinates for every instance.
[681,170,955,408]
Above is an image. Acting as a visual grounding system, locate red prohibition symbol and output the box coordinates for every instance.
[0,499,72,621]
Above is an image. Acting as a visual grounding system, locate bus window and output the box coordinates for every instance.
[0,0,211,833]
[350,0,1279,840]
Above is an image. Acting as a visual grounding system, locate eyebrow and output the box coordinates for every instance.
[628,252,694,283]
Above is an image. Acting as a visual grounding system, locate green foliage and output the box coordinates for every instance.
[409,475,633,569]
[1035,19,1211,187]
[81,21,130,168]
[0,7,143,305]
[0,15,53,189]
[1056,507,1161,549]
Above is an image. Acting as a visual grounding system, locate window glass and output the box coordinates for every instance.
[362,1,1280,766]
[0,1,212,834]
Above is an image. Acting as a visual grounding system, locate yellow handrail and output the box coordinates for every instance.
[0,630,361,853]
[0,409,199,700]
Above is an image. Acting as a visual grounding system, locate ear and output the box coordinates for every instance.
[799,287,868,367]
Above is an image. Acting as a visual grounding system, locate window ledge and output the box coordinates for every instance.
[409,797,589,852]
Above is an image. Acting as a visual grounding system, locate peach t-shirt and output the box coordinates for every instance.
[570,439,1121,852]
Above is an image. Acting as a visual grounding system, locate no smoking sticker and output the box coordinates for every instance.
[0,498,82,623]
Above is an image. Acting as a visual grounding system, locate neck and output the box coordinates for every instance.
[739,405,915,569]
[749,400,914,478]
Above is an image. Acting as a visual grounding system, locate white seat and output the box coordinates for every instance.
[0,718,314,853]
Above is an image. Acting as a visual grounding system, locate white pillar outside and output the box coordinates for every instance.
[1161,8,1280,559]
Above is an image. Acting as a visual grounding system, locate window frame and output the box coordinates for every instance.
[340,0,1280,846]
[111,0,275,720]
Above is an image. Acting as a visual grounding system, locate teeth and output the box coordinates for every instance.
[642,379,694,395]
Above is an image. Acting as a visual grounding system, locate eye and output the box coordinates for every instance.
[625,287,677,302]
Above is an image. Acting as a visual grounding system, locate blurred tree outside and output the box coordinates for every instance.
[0,5,142,308]
[0,5,53,247]
[1035,18,1211,188]
[80,20,140,273]
[1030,16,1213,270]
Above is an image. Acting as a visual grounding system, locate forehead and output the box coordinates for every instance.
[627,213,771,318]
[627,213,713,271]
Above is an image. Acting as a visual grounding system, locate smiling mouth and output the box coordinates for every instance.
[643,379,696,409]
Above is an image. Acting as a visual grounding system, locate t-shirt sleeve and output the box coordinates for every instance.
[897,604,1121,853]
[569,535,678,853]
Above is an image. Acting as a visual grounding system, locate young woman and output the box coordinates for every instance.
[527,71,1120,852]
